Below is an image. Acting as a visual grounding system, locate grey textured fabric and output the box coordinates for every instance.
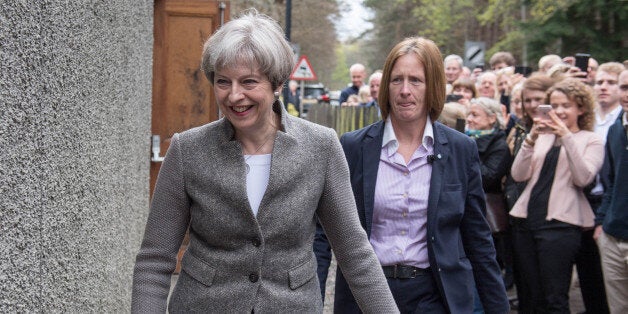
[131,107,398,313]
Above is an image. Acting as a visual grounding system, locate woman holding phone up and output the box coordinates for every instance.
[509,78,604,313]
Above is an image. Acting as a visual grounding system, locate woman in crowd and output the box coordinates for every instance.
[510,78,604,313]
[466,97,511,198]
[451,77,478,108]
[466,97,512,310]
[131,9,398,313]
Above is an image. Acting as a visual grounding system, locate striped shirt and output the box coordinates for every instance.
[370,117,434,268]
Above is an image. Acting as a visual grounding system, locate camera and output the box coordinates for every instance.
[446,94,463,103]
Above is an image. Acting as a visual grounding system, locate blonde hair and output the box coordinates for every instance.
[438,102,467,129]
[358,85,371,103]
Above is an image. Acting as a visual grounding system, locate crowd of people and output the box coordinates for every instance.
[316,45,627,314]
[131,8,627,314]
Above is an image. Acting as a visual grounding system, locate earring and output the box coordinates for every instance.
[274,91,280,100]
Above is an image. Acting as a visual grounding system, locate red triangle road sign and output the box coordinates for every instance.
[290,55,318,81]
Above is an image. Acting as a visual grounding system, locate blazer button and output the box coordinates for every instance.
[249,273,259,283]
[252,238,261,247]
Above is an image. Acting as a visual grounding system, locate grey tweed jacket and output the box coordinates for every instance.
[131,107,398,313]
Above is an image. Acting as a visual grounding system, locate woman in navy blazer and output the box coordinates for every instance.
[316,37,509,313]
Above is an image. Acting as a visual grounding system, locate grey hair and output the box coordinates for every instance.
[201,9,295,90]
[470,97,504,128]
[444,54,463,68]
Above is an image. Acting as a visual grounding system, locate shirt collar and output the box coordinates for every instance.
[596,105,623,124]
[623,111,628,128]
[382,116,434,152]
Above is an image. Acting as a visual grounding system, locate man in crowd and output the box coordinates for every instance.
[578,62,624,314]
[444,54,464,85]
[339,63,367,105]
[594,68,628,314]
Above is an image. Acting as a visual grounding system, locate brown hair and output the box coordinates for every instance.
[521,73,554,127]
[378,37,446,121]
[452,78,477,98]
[546,78,595,131]
[489,51,516,68]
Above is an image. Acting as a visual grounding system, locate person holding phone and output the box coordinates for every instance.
[509,78,604,313]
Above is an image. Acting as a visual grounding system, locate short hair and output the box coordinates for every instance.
[350,63,366,74]
[444,54,463,69]
[489,51,516,68]
[470,97,504,128]
[547,78,595,131]
[521,73,555,127]
[369,71,383,83]
[597,62,626,78]
[201,9,295,90]
[452,78,477,98]
[538,54,562,72]
[546,63,572,81]
[476,71,499,99]
[378,37,446,121]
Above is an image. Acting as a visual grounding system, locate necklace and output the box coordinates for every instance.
[242,132,274,174]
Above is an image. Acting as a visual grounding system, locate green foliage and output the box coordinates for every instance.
[362,0,626,71]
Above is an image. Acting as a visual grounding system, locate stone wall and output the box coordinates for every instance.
[0,1,153,311]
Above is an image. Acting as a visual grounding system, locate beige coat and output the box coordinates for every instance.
[131,107,398,313]
[510,131,604,227]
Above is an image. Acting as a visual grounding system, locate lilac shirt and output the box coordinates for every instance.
[370,117,434,269]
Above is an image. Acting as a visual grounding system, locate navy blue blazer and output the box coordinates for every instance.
[317,120,509,313]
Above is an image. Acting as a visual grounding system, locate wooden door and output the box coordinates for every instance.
[151,0,229,272]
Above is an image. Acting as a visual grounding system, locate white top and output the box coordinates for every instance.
[245,154,272,217]
[590,105,622,195]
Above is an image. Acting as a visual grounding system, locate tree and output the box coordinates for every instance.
[522,0,627,63]
[230,0,340,87]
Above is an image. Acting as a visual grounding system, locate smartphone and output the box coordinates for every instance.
[537,104,552,119]
[446,94,463,103]
[537,104,552,132]
[575,53,590,73]
[515,65,532,77]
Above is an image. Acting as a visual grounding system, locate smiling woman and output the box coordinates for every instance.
[131,8,398,314]
[510,78,603,313]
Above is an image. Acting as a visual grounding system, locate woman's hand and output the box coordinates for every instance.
[545,111,571,138]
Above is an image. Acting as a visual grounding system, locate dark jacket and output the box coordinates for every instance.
[474,129,511,194]
[503,123,527,210]
[339,85,359,105]
[316,120,509,314]
[596,115,628,240]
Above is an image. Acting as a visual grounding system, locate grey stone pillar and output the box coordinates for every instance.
[1,1,153,311]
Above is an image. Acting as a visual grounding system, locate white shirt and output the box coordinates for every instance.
[245,154,272,217]
[590,105,622,195]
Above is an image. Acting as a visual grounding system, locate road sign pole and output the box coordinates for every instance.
[299,80,304,118]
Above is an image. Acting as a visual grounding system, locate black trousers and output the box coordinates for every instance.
[576,196,610,314]
[333,268,447,314]
[512,223,581,314]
